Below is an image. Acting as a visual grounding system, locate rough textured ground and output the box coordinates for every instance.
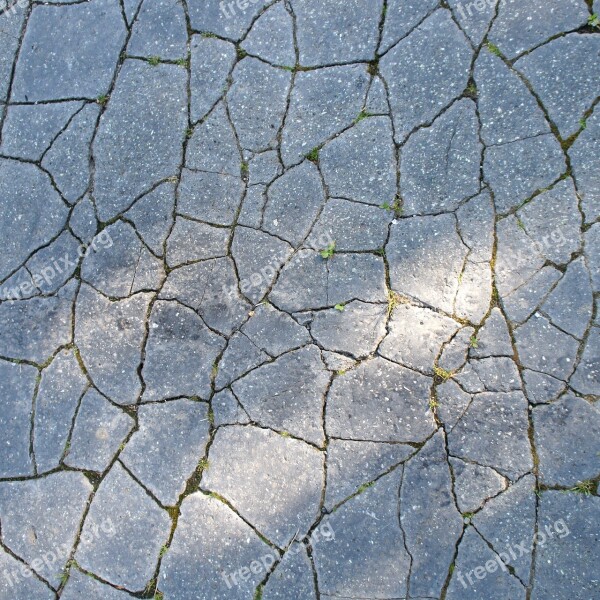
[0,0,599,599]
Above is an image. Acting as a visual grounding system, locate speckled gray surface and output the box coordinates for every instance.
[0,1,598,598]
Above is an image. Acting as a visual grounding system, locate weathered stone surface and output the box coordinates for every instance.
[65,388,134,472]
[380,303,460,374]
[515,34,600,138]
[232,346,329,445]
[402,432,463,597]
[93,60,187,221]
[0,10,25,103]
[203,426,324,547]
[70,195,98,244]
[159,492,273,599]
[365,76,389,114]
[0,472,92,588]
[247,151,282,186]
[532,491,600,600]
[447,0,497,46]
[456,190,495,264]
[11,0,126,101]
[212,389,250,426]
[320,116,397,207]
[76,284,152,405]
[380,9,472,142]
[471,308,513,358]
[380,0,438,52]
[439,326,476,373]
[311,301,387,359]
[327,357,435,442]
[0,158,69,281]
[34,349,88,473]
[450,457,506,514]
[315,467,410,597]
[523,370,566,405]
[142,301,225,401]
[586,223,600,291]
[456,357,522,393]
[281,65,369,165]
[166,216,229,267]
[62,568,137,599]
[0,359,37,477]
[534,394,600,487]
[448,391,533,480]
[262,543,317,600]
[215,332,269,389]
[570,327,600,397]
[292,0,381,66]
[0,545,55,599]
[387,214,469,314]
[121,400,211,505]
[76,462,171,591]
[401,99,481,215]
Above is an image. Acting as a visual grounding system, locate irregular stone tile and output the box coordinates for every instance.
[326,439,414,509]
[475,51,549,146]
[188,0,270,40]
[203,426,324,547]
[0,267,38,302]
[0,545,55,599]
[448,391,533,480]
[82,221,164,296]
[380,303,460,374]
[212,388,250,426]
[159,492,273,599]
[306,198,392,252]
[380,0,439,52]
[128,0,187,59]
[387,214,469,314]
[437,379,472,430]
[123,0,143,23]
[76,462,171,591]
[446,527,526,599]
[314,468,410,598]
[484,134,566,213]
[42,103,99,203]
[228,58,290,152]
[247,150,282,186]
[569,105,600,223]
[190,35,236,122]
[93,60,187,221]
[447,0,498,46]
[0,158,69,281]
[532,491,600,600]
[76,284,152,405]
[514,314,579,380]
[0,280,76,363]
[401,99,482,215]
[523,370,566,404]
[120,400,210,505]
[242,2,295,66]
[238,184,267,227]
[473,475,537,582]
[241,303,310,357]
[541,257,592,340]
[215,332,269,389]
[380,9,472,142]
[456,357,522,393]
[586,223,600,291]
[34,349,88,473]
[263,161,325,246]
[365,76,389,114]
[326,357,435,442]
[320,116,397,207]
[1,101,82,161]
[292,0,381,66]
[232,227,293,303]
[450,457,507,514]
[281,65,370,165]
[439,326,476,372]
[402,431,463,597]
[570,327,600,397]
[456,190,495,264]
[0,9,25,102]
[186,103,240,175]
[515,34,600,138]
[61,568,137,599]
[70,195,98,244]
[11,0,126,101]
[311,301,387,359]
[322,351,356,373]
[471,308,513,358]
[65,388,134,472]
[160,258,251,335]
[454,259,493,324]
[179,169,245,226]
[25,231,81,294]
[166,216,229,267]
[142,301,225,401]
[232,346,329,445]
[0,360,36,477]
[0,472,92,588]
[263,542,316,600]
[533,394,600,487]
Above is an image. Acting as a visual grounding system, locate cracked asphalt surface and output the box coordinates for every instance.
[0,0,599,598]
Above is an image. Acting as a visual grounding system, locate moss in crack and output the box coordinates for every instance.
[433,366,454,383]
[148,56,161,66]
[486,42,502,57]
[306,146,320,163]
[570,480,596,495]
